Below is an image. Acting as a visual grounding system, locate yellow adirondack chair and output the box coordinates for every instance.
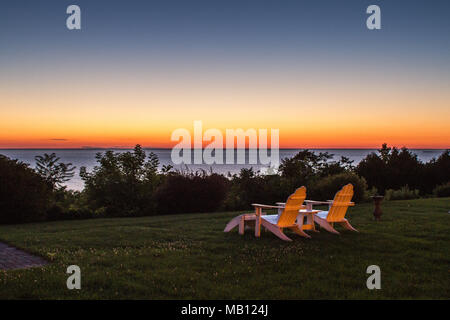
[224,186,314,241]
[312,184,358,234]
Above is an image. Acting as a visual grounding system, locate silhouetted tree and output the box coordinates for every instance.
[424,150,450,194]
[80,145,161,216]
[278,150,355,192]
[356,144,425,193]
[35,153,76,189]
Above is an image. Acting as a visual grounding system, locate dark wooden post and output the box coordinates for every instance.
[371,195,384,221]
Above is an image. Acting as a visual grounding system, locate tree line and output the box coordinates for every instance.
[0,144,449,224]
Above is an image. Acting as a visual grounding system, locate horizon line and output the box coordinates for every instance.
[0,147,448,151]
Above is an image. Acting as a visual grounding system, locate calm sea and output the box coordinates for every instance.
[0,149,445,191]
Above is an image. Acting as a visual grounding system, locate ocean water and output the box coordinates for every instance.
[0,149,445,191]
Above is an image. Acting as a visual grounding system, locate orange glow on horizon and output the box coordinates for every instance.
[1,129,448,150]
[1,64,449,149]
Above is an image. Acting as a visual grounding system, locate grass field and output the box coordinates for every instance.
[0,198,449,299]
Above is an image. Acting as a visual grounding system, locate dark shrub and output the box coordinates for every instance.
[385,186,420,201]
[65,206,94,220]
[424,150,450,194]
[309,172,368,203]
[433,182,450,198]
[155,171,229,214]
[46,193,94,221]
[46,203,65,221]
[0,155,52,224]
[223,168,287,211]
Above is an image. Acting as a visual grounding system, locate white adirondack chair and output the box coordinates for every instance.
[224,187,314,241]
[311,184,358,234]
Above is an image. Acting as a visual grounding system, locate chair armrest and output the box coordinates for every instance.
[326,200,355,206]
[252,204,285,209]
[304,200,333,205]
[275,202,306,209]
[298,209,321,214]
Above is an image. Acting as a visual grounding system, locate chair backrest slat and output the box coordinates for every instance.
[327,184,354,222]
[277,187,306,227]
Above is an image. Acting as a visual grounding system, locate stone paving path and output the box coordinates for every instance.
[0,242,48,270]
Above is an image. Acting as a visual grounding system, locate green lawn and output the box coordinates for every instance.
[0,198,449,299]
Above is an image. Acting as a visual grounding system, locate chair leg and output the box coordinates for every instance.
[290,226,311,239]
[261,220,292,241]
[255,215,261,237]
[238,216,245,235]
[339,219,358,232]
[306,213,319,232]
[314,216,340,234]
[224,215,243,232]
[296,213,305,230]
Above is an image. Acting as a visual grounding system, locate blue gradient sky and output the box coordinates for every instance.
[1,0,449,148]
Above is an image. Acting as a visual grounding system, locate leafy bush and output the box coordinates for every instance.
[384,186,420,201]
[155,170,229,214]
[309,172,368,203]
[80,145,162,217]
[46,190,94,221]
[0,155,52,224]
[364,186,379,201]
[222,168,287,211]
[433,182,450,198]
[279,150,354,192]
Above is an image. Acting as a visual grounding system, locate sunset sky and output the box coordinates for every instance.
[1,0,449,149]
